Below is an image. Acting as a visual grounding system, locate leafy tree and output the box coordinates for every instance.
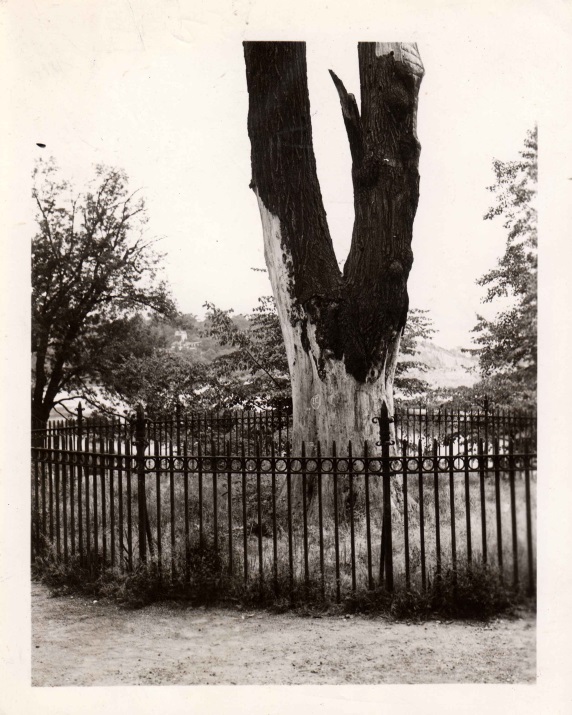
[103,345,208,417]
[471,127,537,407]
[32,159,176,428]
[395,309,436,397]
[202,297,290,410]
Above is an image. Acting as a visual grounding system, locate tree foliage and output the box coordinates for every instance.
[395,309,436,396]
[202,297,290,410]
[32,159,176,426]
[471,127,537,407]
[104,344,208,418]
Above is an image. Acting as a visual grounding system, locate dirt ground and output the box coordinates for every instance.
[31,581,535,686]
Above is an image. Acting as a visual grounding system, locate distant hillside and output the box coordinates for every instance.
[401,339,479,390]
[173,322,479,391]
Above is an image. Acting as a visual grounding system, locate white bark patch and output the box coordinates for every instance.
[296,320,385,454]
[254,190,300,373]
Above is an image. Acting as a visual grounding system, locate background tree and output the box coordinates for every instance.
[244,42,424,451]
[202,297,291,410]
[470,127,537,408]
[102,345,208,418]
[32,159,176,429]
[394,309,436,397]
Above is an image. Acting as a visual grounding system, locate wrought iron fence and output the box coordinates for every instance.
[31,429,536,600]
[33,402,536,457]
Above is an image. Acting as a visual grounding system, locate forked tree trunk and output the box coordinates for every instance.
[244,42,424,456]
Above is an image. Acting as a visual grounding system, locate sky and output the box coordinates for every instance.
[2,0,566,351]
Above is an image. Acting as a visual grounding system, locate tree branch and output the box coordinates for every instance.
[244,41,342,306]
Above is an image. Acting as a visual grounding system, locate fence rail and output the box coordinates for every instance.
[32,433,536,601]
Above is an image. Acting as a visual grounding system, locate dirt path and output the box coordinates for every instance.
[31,581,535,685]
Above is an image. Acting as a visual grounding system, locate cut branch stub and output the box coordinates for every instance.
[328,70,364,165]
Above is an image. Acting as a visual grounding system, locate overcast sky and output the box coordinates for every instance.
[4,0,567,348]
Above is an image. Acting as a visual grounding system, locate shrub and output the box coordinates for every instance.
[34,544,524,620]
[342,563,520,620]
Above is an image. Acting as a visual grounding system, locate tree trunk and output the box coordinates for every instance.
[244,42,423,456]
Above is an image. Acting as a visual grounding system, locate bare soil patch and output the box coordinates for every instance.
[31,581,535,686]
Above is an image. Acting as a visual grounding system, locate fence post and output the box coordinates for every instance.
[484,394,489,450]
[375,402,394,592]
[135,403,147,563]
[176,401,182,454]
[524,439,535,596]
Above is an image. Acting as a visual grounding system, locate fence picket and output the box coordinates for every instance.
[126,439,133,571]
[183,441,190,585]
[433,439,441,580]
[155,439,162,571]
[364,441,373,591]
[479,439,488,564]
[509,439,519,588]
[448,440,456,574]
[54,435,61,559]
[333,441,340,603]
[99,435,107,565]
[464,437,472,566]
[227,442,233,577]
[241,443,248,585]
[169,440,176,580]
[62,435,68,563]
[256,441,263,586]
[93,432,99,564]
[302,441,309,589]
[271,442,278,593]
[524,439,534,595]
[287,441,294,595]
[418,439,426,590]
[348,440,356,593]
[212,440,219,556]
[494,439,503,578]
[109,436,115,567]
[317,441,325,597]
[403,441,410,588]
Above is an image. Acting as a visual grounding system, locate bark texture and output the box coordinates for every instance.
[244,42,424,454]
